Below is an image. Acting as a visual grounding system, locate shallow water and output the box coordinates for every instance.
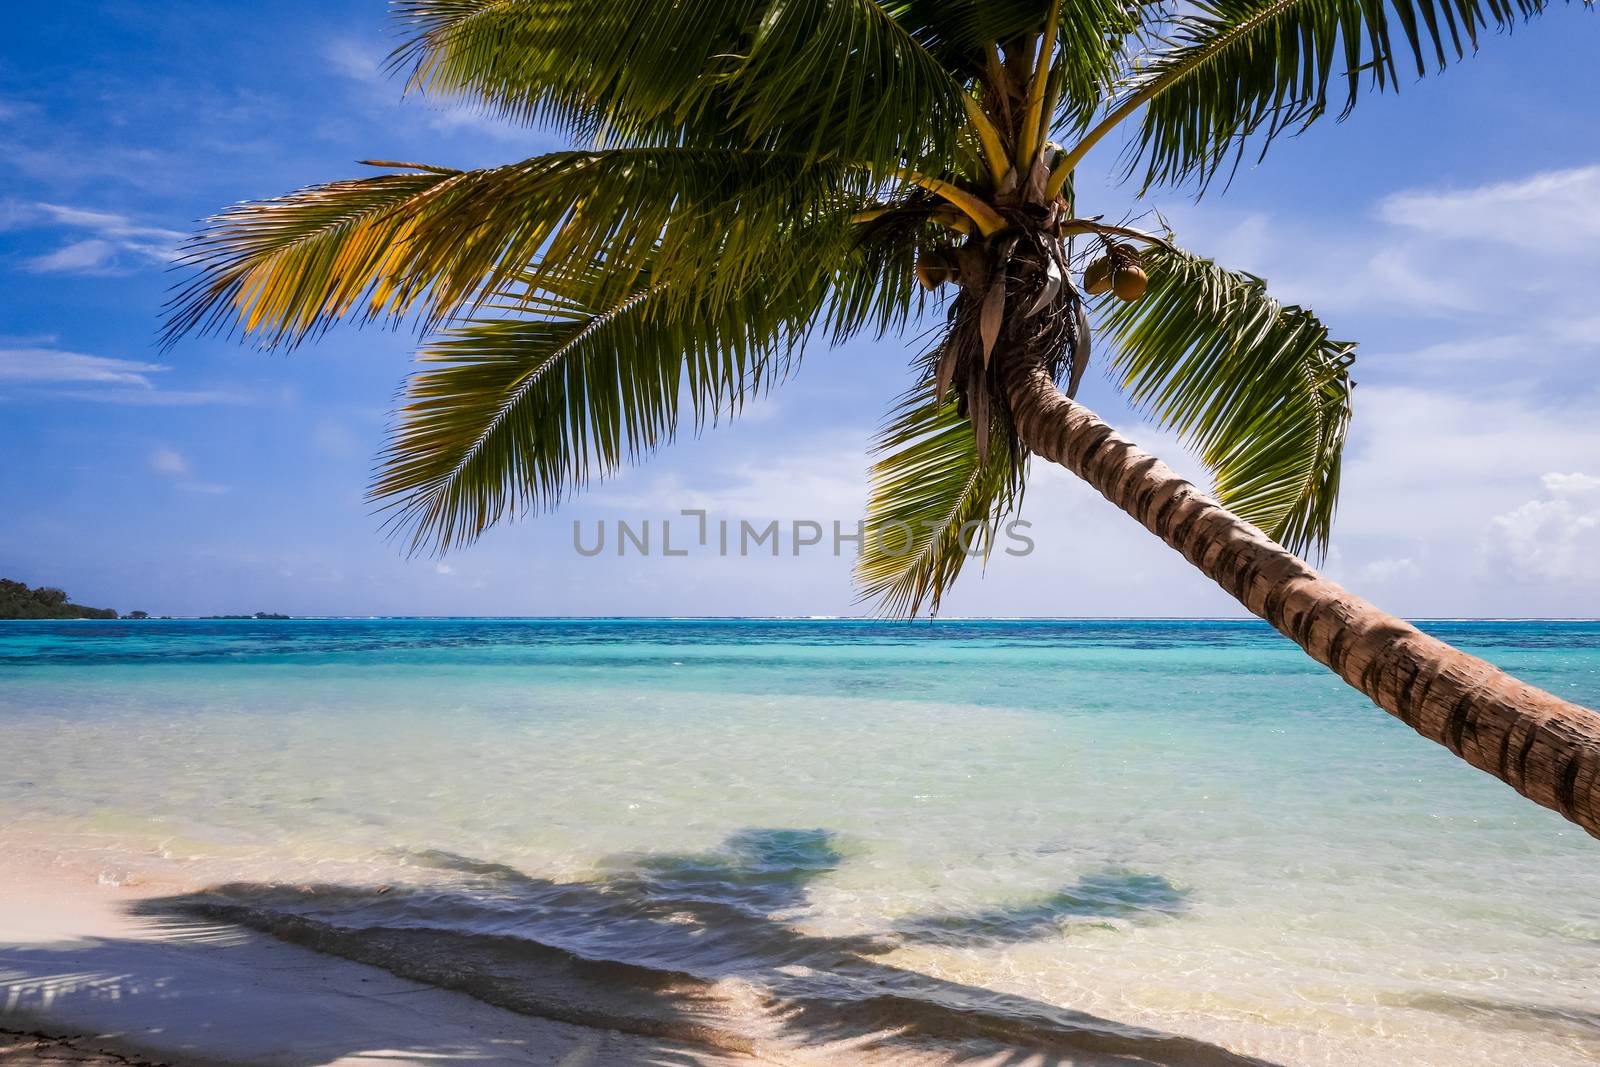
[3,619,1598,1064]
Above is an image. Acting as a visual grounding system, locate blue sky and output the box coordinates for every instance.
[2,1,1598,617]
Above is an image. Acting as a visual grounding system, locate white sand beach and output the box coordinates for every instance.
[0,851,756,1067]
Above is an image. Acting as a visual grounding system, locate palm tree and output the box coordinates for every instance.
[165,0,1599,837]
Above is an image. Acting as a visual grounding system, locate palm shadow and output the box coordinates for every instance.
[120,828,1275,1066]
[0,909,719,1067]
[890,867,1191,949]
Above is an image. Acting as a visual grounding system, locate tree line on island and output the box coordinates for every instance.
[0,578,288,620]
[0,579,118,619]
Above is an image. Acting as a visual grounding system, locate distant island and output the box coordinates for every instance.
[0,578,119,620]
[0,578,295,620]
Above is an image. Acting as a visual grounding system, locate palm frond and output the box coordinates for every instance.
[390,0,969,170]
[1118,0,1558,190]
[373,258,825,553]
[827,197,944,342]
[855,373,1025,617]
[164,149,871,349]
[887,0,1140,140]
[1049,0,1144,138]
[887,0,1048,75]
[162,170,455,347]
[1095,246,1355,556]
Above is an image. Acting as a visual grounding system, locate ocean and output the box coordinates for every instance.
[2,618,1597,1065]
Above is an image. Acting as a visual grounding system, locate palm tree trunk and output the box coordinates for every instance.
[1000,350,1600,839]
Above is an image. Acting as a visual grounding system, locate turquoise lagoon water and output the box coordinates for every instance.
[2,619,1597,1065]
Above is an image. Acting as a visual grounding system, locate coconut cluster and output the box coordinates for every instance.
[917,238,1151,305]
[1082,243,1148,302]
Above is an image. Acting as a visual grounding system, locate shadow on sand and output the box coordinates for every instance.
[4,829,1275,1066]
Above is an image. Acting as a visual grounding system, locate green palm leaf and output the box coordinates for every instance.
[165,149,872,349]
[827,196,945,342]
[374,259,825,552]
[391,0,969,170]
[162,169,454,347]
[1116,0,1556,189]
[887,0,1137,129]
[1095,247,1355,556]
[855,373,1026,617]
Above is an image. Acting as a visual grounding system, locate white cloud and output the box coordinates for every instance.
[1158,209,1478,319]
[0,346,247,405]
[149,447,190,477]
[150,446,230,495]
[1552,315,1600,346]
[1160,162,1600,328]
[1542,472,1600,496]
[1376,330,1594,376]
[27,238,118,273]
[1379,165,1600,253]
[1358,557,1423,585]
[322,36,531,143]
[590,432,870,522]
[59,387,250,407]
[1481,475,1600,584]
[1361,245,1478,312]
[34,203,185,247]
[1332,387,1600,554]
[1318,386,1600,612]
[324,37,383,82]
[434,563,455,576]
[0,347,167,386]
[6,200,185,275]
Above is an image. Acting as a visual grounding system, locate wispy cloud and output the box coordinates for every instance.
[5,201,186,275]
[150,446,191,476]
[1357,556,1423,585]
[0,346,247,405]
[0,347,168,386]
[1160,163,1600,396]
[323,36,533,143]
[1379,165,1600,254]
[52,386,250,407]
[150,446,230,495]
[28,238,120,273]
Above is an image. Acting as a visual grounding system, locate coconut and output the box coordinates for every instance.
[1109,244,1147,302]
[916,249,958,290]
[1082,256,1113,295]
[1112,266,1148,301]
